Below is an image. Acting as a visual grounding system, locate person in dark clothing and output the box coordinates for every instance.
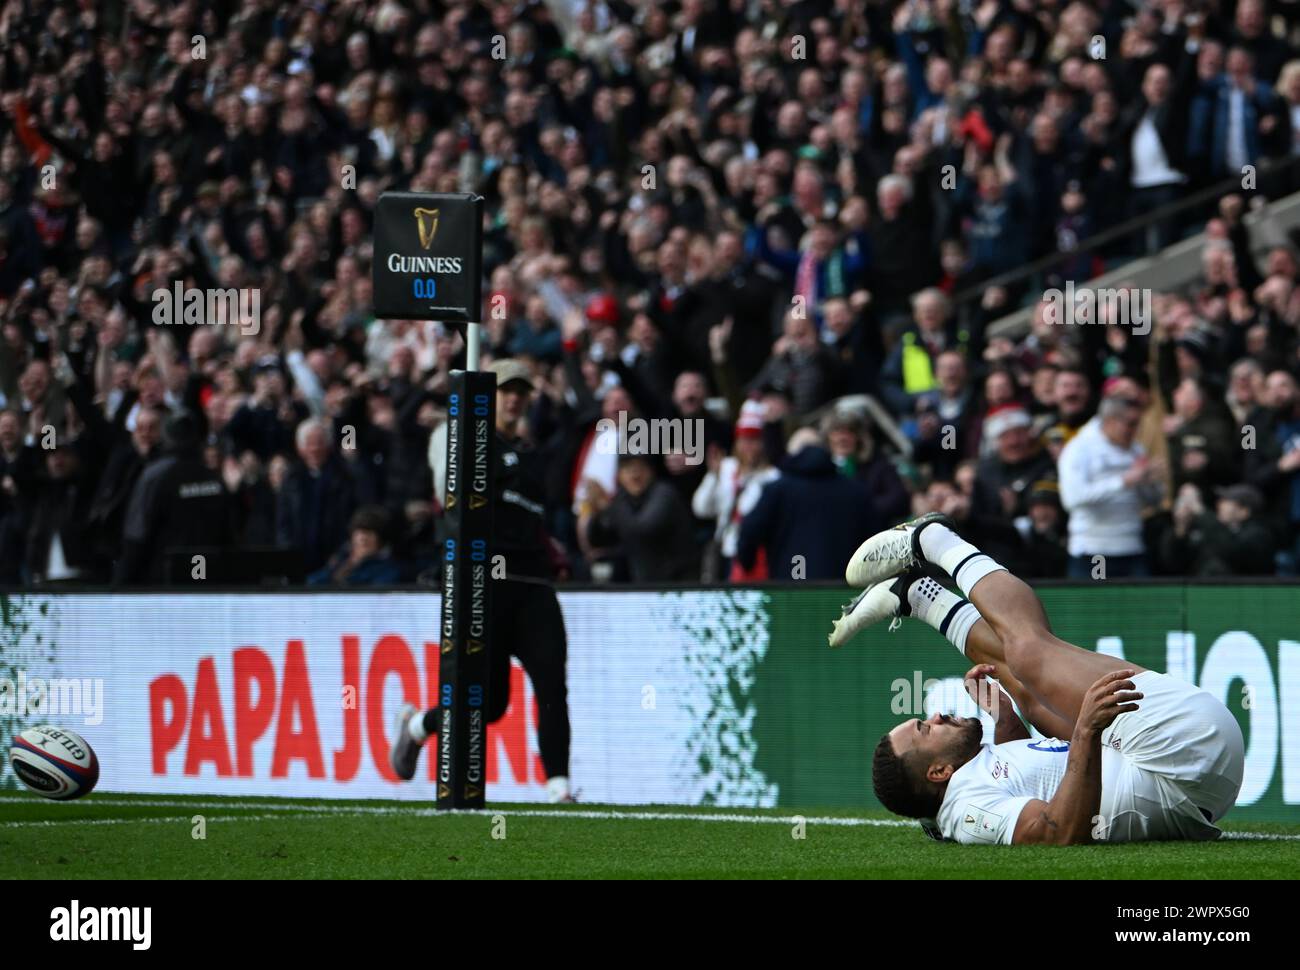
[1160,483,1275,576]
[0,408,39,582]
[971,404,1057,521]
[225,356,304,460]
[24,439,99,583]
[736,428,882,580]
[1017,480,1070,579]
[822,408,910,524]
[1242,370,1300,567]
[276,416,362,575]
[115,411,232,584]
[582,452,701,582]
[307,505,404,585]
[390,358,574,802]
[84,402,164,575]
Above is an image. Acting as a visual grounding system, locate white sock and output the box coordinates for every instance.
[547,776,570,803]
[408,710,429,745]
[918,524,1006,598]
[907,576,982,657]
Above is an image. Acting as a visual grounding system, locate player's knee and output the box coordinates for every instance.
[1003,632,1047,680]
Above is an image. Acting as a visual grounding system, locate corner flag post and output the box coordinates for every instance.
[373,191,492,810]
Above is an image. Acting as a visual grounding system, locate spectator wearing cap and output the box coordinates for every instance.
[1017,480,1069,579]
[693,400,780,581]
[1058,396,1165,578]
[307,505,403,586]
[582,452,699,582]
[972,404,1056,522]
[24,431,98,583]
[736,427,881,581]
[225,355,304,460]
[276,417,362,575]
[822,408,910,524]
[116,411,233,585]
[1159,482,1275,576]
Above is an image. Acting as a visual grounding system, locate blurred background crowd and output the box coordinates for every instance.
[4,0,1300,586]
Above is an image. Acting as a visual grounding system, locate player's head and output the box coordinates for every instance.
[872,714,983,819]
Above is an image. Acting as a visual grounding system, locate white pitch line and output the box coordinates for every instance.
[1,797,1296,839]
[0,813,332,829]
[0,797,911,828]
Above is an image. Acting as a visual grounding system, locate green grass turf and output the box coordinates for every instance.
[2,792,1298,879]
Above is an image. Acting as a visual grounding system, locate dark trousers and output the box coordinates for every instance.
[1067,552,1150,579]
[1129,183,1185,254]
[487,578,571,779]
[428,578,571,779]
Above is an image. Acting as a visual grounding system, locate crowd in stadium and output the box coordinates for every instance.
[4,0,1300,586]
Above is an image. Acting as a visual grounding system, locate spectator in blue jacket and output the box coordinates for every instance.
[736,428,881,580]
[308,505,403,586]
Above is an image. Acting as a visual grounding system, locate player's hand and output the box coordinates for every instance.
[962,664,1004,719]
[1076,669,1143,737]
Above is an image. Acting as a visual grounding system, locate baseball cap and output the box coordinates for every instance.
[1027,479,1061,507]
[735,400,766,439]
[488,358,534,390]
[586,293,620,326]
[254,354,284,375]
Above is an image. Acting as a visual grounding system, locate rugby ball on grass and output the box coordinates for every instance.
[8,725,99,800]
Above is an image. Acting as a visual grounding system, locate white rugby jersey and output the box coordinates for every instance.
[933,738,1219,844]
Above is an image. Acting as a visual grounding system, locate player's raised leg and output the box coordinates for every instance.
[830,567,1075,739]
[914,520,1148,725]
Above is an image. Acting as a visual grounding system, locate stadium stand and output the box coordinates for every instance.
[4,0,1300,585]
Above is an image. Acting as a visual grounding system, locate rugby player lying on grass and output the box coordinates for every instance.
[831,513,1244,845]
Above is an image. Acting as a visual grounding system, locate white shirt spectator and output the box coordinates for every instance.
[1131,112,1187,188]
[1057,418,1148,557]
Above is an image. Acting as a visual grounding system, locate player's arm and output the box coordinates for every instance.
[1011,670,1142,846]
[963,665,1030,744]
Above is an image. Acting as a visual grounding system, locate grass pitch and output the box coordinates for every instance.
[2,792,1298,879]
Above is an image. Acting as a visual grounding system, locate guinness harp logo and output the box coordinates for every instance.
[468,494,487,510]
[414,207,440,249]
